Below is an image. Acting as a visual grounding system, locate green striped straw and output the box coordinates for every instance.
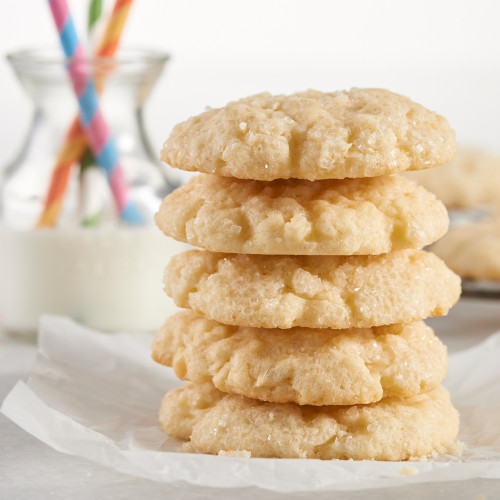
[88,0,103,33]
[80,0,105,226]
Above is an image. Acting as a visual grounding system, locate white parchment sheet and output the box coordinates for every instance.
[2,315,500,493]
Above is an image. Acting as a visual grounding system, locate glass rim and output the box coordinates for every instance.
[6,47,170,73]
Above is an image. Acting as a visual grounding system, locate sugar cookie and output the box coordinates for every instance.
[162,89,456,181]
[432,218,500,280]
[153,311,447,405]
[160,383,459,460]
[164,250,461,329]
[155,174,448,255]
[405,149,500,209]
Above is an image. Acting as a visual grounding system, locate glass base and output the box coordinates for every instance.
[0,226,188,335]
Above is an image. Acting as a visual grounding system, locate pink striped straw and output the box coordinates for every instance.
[46,0,143,224]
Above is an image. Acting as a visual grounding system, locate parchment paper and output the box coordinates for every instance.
[2,315,500,493]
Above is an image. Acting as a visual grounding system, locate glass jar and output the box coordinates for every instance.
[0,48,186,336]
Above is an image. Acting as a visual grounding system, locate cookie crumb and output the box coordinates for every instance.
[473,494,486,500]
[448,440,466,457]
[218,450,251,458]
[239,121,247,131]
[179,442,195,453]
[399,466,419,476]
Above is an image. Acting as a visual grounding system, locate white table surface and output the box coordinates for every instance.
[2,297,500,499]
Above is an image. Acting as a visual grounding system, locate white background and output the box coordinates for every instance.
[0,0,499,169]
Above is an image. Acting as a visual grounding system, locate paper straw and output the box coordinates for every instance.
[79,153,105,227]
[79,148,105,226]
[38,119,89,225]
[97,0,133,57]
[38,0,136,227]
[88,0,103,34]
[79,0,105,227]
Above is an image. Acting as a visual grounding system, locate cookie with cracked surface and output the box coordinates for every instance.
[155,174,449,255]
[152,311,447,405]
[432,217,500,280]
[161,88,456,181]
[159,383,459,460]
[164,249,461,329]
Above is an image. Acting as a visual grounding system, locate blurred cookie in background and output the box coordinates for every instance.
[432,216,500,289]
[407,148,500,292]
[405,148,500,210]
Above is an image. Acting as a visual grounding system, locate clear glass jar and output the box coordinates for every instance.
[0,48,186,336]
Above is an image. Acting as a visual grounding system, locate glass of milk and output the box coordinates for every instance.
[0,49,186,337]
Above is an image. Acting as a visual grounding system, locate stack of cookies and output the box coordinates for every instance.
[153,89,462,461]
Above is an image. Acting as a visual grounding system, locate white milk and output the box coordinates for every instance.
[0,226,188,335]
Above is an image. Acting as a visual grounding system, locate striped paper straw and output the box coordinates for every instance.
[97,0,133,57]
[79,0,105,227]
[79,147,107,226]
[88,0,103,35]
[38,119,89,225]
[38,0,137,226]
